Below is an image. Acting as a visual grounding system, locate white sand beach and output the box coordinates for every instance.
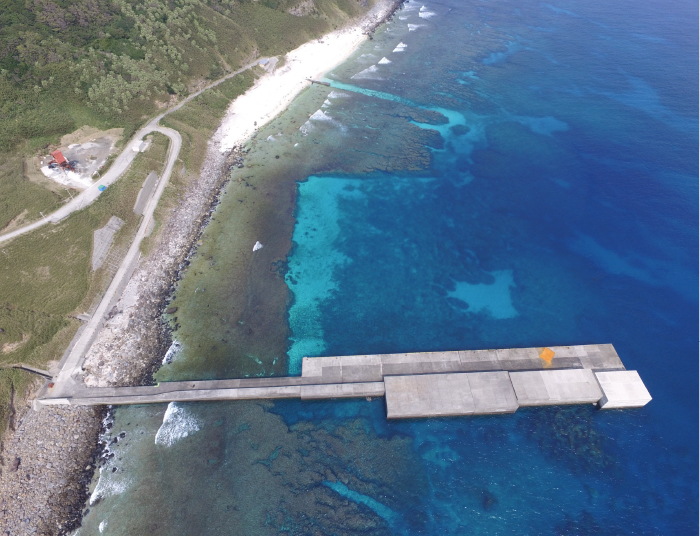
[217,0,397,152]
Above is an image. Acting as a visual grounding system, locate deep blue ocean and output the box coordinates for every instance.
[77,0,698,534]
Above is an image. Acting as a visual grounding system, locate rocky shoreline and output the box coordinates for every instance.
[363,0,407,36]
[0,403,103,536]
[80,142,242,389]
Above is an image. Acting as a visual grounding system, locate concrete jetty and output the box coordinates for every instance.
[36,344,651,419]
[306,78,331,87]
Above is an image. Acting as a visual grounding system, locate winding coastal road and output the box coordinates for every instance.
[3,59,267,398]
[0,59,265,244]
[50,122,180,395]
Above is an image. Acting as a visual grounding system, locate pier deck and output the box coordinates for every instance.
[36,344,651,419]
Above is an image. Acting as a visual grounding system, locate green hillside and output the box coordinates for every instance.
[0,0,364,147]
[0,0,367,226]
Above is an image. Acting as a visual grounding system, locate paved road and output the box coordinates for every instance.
[52,124,181,394]
[15,60,266,396]
[0,59,264,244]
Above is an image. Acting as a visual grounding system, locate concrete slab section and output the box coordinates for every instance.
[458,349,501,371]
[301,356,342,383]
[236,386,302,399]
[595,370,651,409]
[301,382,384,400]
[301,356,323,378]
[385,373,475,419]
[497,346,583,371]
[133,171,158,215]
[381,351,463,375]
[577,344,626,371]
[340,354,383,382]
[321,358,342,383]
[92,216,124,270]
[510,369,603,406]
[546,345,587,358]
[466,371,518,414]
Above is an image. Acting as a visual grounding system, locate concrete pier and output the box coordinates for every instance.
[36,344,651,420]
[300,344,626,383]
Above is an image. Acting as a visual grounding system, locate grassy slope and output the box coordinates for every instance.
[142,69,258,254]
[0,133,169,428]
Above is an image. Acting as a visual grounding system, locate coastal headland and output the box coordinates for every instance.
[0,1,407,533]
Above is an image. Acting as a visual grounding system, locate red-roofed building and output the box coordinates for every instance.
[51,150,67,165]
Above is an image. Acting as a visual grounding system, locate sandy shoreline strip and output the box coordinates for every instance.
[217,0,399,152]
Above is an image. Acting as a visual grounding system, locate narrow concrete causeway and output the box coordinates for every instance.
[37,344,652,418]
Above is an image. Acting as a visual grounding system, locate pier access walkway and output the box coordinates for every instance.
[36,344,651,419]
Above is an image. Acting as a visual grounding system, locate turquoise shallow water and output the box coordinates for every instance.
[78,0,698,533]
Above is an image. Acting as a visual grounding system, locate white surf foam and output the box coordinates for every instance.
[154,402,203,447]
[299,121,314,135]
[310,109,333,121]
[351,65,383,79]
[162,341,182,365]
[89,469,131,505]
[378,57,392,64]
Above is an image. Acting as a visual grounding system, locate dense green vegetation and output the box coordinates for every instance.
[0,0,363,150]
[0,0,365,229]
